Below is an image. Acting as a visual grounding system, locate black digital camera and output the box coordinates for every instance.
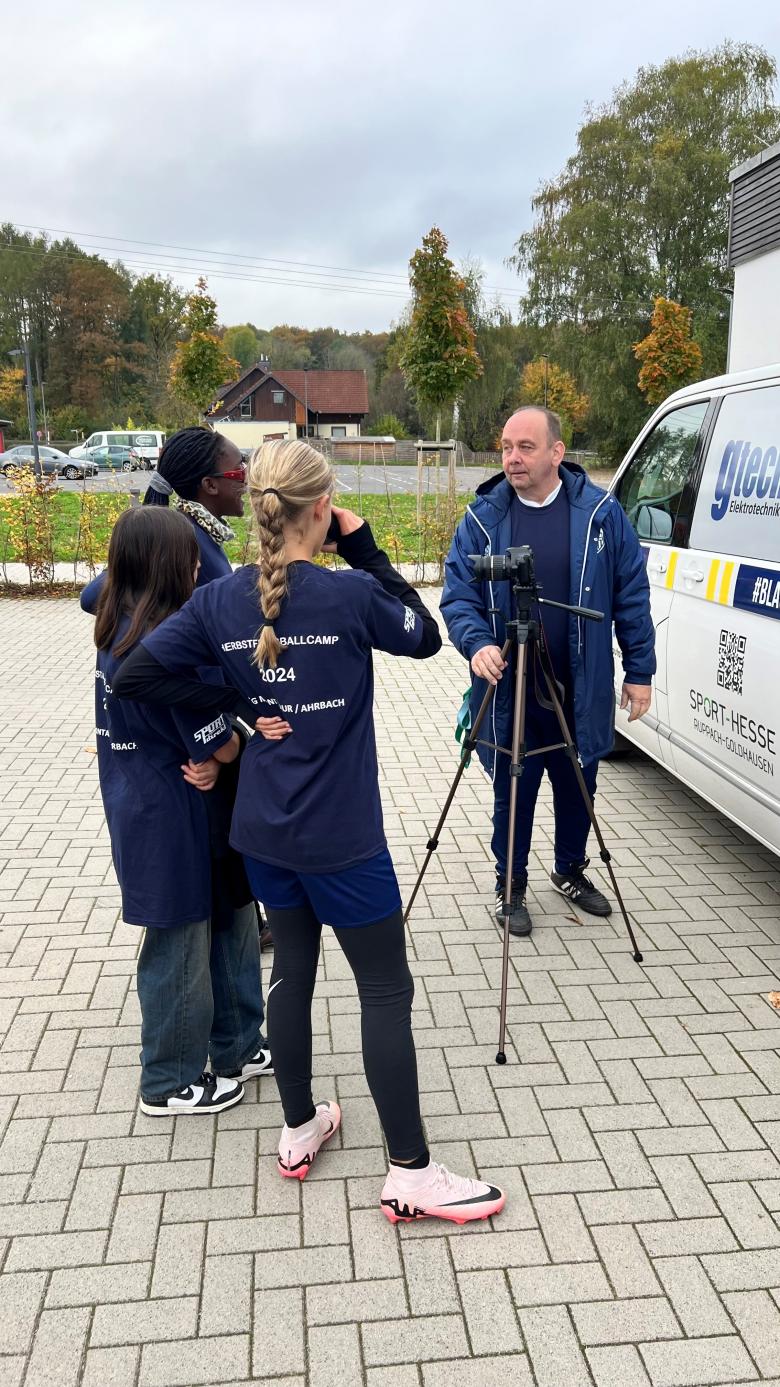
[470,545,536,586]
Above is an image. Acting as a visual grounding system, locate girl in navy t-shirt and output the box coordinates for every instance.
[115,441,506,1226]
[88,507,268,1116]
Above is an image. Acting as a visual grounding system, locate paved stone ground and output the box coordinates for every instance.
[1,594,780,1387]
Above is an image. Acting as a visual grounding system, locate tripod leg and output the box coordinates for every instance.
[496,641,528,1064]
[538,662,644,964]
[403,638,511,926]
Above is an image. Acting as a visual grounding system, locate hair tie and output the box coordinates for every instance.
[148,471,174,496]
[262,619,275,627]
[261,487,281,499]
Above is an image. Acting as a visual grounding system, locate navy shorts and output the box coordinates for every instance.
[243,847,401,928]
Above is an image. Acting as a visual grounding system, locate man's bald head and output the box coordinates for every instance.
[505,406,563,447]
[501,407,566,504]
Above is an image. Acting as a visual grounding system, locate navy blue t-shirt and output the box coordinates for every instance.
[509,486,571,697]
[94,623,234,928]
[141,562,426,872]
[79,513,232,615]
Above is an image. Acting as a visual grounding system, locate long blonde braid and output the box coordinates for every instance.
[249,440,335,668]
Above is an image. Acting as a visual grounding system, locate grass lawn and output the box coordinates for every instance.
[0,490,473,575]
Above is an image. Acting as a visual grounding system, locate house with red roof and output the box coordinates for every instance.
[206,359,369,446]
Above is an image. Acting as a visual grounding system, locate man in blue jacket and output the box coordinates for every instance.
[441,407,655,937]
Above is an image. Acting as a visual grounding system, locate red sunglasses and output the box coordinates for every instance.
[212,466,246,482]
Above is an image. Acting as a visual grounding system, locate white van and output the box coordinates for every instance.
[70,430,166,467]
[610,361,780,854]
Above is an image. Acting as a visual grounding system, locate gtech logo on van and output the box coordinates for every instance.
[711,439,780,520]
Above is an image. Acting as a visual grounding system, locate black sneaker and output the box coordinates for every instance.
[550,862,612,916]
[139,1072,244,1116]
[495,878,533,937]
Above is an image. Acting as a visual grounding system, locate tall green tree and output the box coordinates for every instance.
[512,43,780,460]
[170,279,239,413]
[223,324,259,371]
[400,226,482,440]
[457,265,531,450]
[129,275,187,409]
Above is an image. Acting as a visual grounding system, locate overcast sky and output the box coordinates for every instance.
[2,0,779,333]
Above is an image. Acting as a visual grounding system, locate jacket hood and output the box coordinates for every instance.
[472,461,610,523]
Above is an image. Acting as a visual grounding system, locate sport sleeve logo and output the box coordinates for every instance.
[193,714,228,745]
[403,606,417,633]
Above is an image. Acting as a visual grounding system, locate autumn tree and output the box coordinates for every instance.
[518,360,590,444]
[633,298,704,405]
[400,226,482,440]
[512,43,780,459]
[0,366,25,433]
[169,279,239,413]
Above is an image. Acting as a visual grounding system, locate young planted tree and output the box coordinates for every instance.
[400,227,482,442]
[169,279,239,414]
[634,298,704,405]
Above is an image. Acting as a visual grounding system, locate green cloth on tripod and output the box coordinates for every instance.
[455,688,472,767]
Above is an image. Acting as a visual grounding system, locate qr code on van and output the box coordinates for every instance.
[717,629,746,694]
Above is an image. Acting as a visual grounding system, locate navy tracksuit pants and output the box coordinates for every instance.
[491,697,598,883]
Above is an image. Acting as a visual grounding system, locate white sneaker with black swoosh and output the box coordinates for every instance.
[140,1072,244,1116]
[380,1161,505,1225]
[277,1100,341,1181]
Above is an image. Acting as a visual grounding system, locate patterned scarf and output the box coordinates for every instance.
[174,497,235,546]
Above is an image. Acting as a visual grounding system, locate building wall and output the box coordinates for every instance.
[306,421,360,439]
[212,420,296,448]
[728,245,780,372]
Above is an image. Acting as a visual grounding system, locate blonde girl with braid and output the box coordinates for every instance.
[115,439,506,1227]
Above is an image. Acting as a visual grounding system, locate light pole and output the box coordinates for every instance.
[303,368,309,440]
[35,357,49,442]
[8,339,40,473]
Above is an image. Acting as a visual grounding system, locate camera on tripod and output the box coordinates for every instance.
[470,545,536,587]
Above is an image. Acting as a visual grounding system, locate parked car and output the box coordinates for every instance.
[83,444,145,471]
[70,429,165,467]
[609,360,780,855]
[0,445,98,480]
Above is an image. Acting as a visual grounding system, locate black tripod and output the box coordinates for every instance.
[404,546,644,1066]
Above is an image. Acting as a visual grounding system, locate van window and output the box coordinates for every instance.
[690,385,780,562]
[110,433,132,447]
[84,434,99,449]
[616,401,709,543]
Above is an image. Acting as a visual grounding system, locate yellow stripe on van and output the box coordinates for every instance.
[665,551,678,589]
[705,559,721,602]
[718,561,735,605]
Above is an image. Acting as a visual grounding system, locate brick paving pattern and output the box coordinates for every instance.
[0,593,779,1386]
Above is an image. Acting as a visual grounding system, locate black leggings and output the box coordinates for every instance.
[264,904,427,1163]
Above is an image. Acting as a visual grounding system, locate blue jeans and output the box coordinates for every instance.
[491,701,598,883]
[137,902,264,1100]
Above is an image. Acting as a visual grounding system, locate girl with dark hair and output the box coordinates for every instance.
[143,426,246,585]
[83,426,273,949]
[114,441,506,1225]
[88,507,269,1115]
